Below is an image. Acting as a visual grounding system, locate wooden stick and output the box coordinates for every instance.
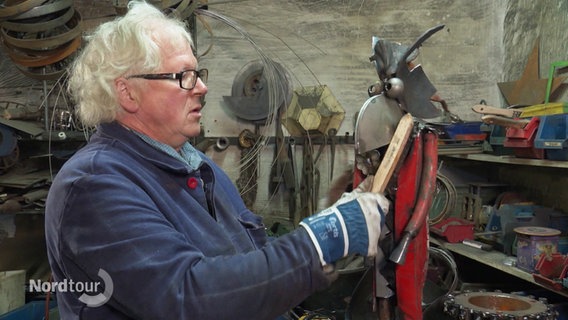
[369,113,414,314]
[371,113,414,193]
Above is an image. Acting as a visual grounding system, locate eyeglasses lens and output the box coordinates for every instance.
[181,70,208,90]
[199,69,208,84]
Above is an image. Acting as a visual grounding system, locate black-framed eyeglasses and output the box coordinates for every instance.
[127,69,208,90]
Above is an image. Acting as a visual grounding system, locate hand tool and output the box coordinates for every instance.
[461,239,492,251]
[472,102,568,118]
[480,114,530,129]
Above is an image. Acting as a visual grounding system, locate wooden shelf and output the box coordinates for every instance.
[445,153,568,169]
[441,241,568,298]
[436,153,568,299]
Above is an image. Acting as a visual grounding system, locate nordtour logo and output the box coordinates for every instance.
[29,269,114,307]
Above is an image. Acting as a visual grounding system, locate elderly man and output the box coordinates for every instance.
[44,1,389,319]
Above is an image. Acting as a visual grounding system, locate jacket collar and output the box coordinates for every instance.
[93,122,204,173]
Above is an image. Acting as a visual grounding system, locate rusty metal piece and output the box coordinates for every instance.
[497,38,566,106]
[15,61,69,80]
[3,106,42,120]
[0,199,22,214]
[0,0,47,19]
[237,129,259,149]
[1,1,83,81]
[432,94,461,123]
[1,10,82,50]
[444,291,558,320]
[0,144,19,171]
[4,35,81,67]
[236,131,260,209]
[376,297,393,320]
[2,6,75,33]
[9,0,72,20]
[298,140,315,224]
[270,112,298,223]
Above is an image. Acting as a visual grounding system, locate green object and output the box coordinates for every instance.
[544,60,568,103]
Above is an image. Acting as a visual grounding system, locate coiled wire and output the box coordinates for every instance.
[428,173,458,225]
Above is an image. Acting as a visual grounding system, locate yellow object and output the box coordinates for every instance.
[282,85,345,136]
[517,101,568,117]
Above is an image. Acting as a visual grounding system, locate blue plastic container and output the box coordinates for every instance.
[489,124,515,155]
[443,121,487,140]
[0,301,57,320]
[559,236,568,254]
[534,114,568,160]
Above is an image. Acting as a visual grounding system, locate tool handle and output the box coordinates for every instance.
[462,239,492,251]
[472,104,518,117]
[369,113,414,313]
[371,113,414,193]
[481,115,530,129]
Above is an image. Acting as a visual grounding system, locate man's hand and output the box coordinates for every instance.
[300,190,390,266]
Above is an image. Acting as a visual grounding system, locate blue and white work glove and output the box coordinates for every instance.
[300,178,390,266]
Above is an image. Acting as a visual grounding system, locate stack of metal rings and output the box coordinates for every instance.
[0,0,82,81]
[114,0,199,19]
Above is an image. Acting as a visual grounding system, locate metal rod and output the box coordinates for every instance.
[42,72,49,130]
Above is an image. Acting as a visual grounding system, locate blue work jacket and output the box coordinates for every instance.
[45,121,331,319]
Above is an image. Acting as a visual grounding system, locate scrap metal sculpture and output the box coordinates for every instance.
[351,24,446,320]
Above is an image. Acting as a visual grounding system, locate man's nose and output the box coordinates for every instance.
[193,77,208,95]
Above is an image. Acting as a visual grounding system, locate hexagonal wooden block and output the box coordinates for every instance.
[282,85,345,136]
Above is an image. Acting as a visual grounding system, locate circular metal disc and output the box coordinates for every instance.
[453,291,549,317]
[224,59,292,122]
[354,93,404,155]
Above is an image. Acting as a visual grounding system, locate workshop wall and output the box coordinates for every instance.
[193,0,511,224]
[198,0,507,140]
[502,1,568,86]
[191,0,568,223]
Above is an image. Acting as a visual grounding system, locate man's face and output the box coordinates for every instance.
[120,41,208,150]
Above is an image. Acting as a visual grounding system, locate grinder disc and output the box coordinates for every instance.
[223,59,292,122]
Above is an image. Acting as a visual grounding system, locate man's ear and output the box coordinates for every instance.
[115,78,138,113]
